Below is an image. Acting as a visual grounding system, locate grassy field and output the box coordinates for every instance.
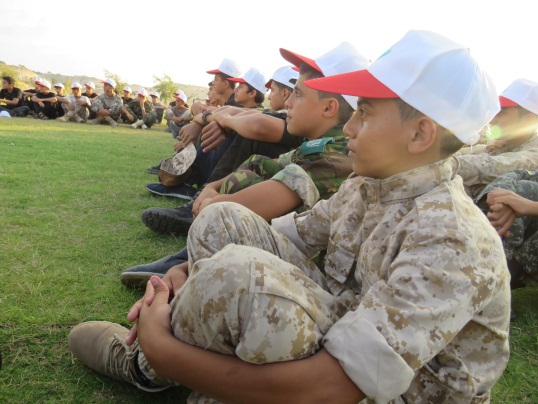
[1,118,537,402]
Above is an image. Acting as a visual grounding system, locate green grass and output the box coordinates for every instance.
[1,118,537,402]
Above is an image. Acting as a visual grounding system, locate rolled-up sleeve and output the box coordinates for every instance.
[271,163,320,209]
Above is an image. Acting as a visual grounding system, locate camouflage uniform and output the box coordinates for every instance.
[137,158,510,403]
[455,133,538,198]
[90,93,123,122]
[125,99,157,128]
[220,127,352,211]
[476,169,538,277]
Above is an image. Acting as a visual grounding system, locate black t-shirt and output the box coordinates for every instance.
[35,92,57,102]
[86,92,98,99]
[122,96,134,105]
[0,87,23,109]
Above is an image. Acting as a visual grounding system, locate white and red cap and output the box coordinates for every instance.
[228,67,266,94]
[84,81,96,90]
[265,65,298,90]
[137,88,149,97]
[280,42,370,109]
[206,58,241,78]
[40,79,51,89]
[305,30,500,145]
[123,86,132,93]
[71,82,82,89]
[174,89,188,103]
[499,78,538,115]
[34,77,44,85]
[54,83,64,89]
[149,91,160,98]
[101,78,117,88]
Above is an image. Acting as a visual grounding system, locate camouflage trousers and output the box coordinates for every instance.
[502,180,538,276]
[138,202,351,403]
[220,155,281,194]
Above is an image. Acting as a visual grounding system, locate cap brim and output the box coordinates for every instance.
[265,79,273,89]
[279,48,321,73]
[304,69,398,98]
[228,78,246,84]
[499,96,519,108]
[206,69,222,74]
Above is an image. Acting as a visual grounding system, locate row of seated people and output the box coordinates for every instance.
[0,76,194,130]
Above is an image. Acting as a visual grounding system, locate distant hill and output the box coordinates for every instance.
[0,62,208,104]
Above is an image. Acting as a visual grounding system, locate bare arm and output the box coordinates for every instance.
[138,277,364,404]
[199,180,301,221]
[0,97,20,106]
[212,112,285,143]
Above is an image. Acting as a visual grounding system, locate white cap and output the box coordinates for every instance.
[0,110,11,118]
[40,79,51,89]
[54,83,64,89]
[34,77,44,84]
[149,91,160,98]
[280,42,370,109]
[101,78,117,88]
[137,88,149,97]
[499,78,538,115]
[71,82,82,89]
[174,89,188,103]
[84,81,95,90]
[229,67,266,94]
[206,58,241,78]
[304,30,499,145]
[265,65,298,90]
[123,86,132,93]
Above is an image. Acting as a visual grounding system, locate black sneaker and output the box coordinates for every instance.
[120,252,187,288]
[146,183,198,200]
[141,205,194,235]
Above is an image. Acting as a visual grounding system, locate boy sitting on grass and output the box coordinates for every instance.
[69,30,510,403]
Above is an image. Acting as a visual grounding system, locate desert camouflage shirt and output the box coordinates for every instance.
[125,99,154,119]
[272,158,510,403]
[272,127,352,208]
[455,133,538,198]
[90,93,123,115]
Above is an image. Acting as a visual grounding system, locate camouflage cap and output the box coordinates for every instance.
[158,143,197,187]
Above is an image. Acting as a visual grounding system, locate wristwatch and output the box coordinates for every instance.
[202,110,213,125]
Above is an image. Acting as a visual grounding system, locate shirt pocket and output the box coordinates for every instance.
[324,236,357,296]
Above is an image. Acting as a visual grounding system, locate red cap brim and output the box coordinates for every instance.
[228,77,246,84]
[304,69,398,98]
[206,69,222,74]
[499,96,519,108]
[265,79,272,89]
[279,48,322,73]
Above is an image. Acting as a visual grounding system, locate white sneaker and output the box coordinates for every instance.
[104,116,118,128]
[131,120,143,129]
[88,117,103,125]
[141,124,148,130]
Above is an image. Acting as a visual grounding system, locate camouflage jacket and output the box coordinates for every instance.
[272,158,510,403]
[125,99,154,119]
[454,133,538,198]
[90,93,123,115]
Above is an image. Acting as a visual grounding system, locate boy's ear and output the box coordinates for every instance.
[322,98,339,119]
[408,116,437,154]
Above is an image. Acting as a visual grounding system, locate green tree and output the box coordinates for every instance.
[104,69,128,94]
[152,74,176,104]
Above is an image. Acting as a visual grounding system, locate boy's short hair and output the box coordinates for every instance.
[216,73,236,90]
[244,83,265,104]
[300,64,353,126]
[273,80,296,92]
[2,76,15,85]
[393,98,464,157]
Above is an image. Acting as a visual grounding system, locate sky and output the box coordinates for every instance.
[2,0,538,93]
